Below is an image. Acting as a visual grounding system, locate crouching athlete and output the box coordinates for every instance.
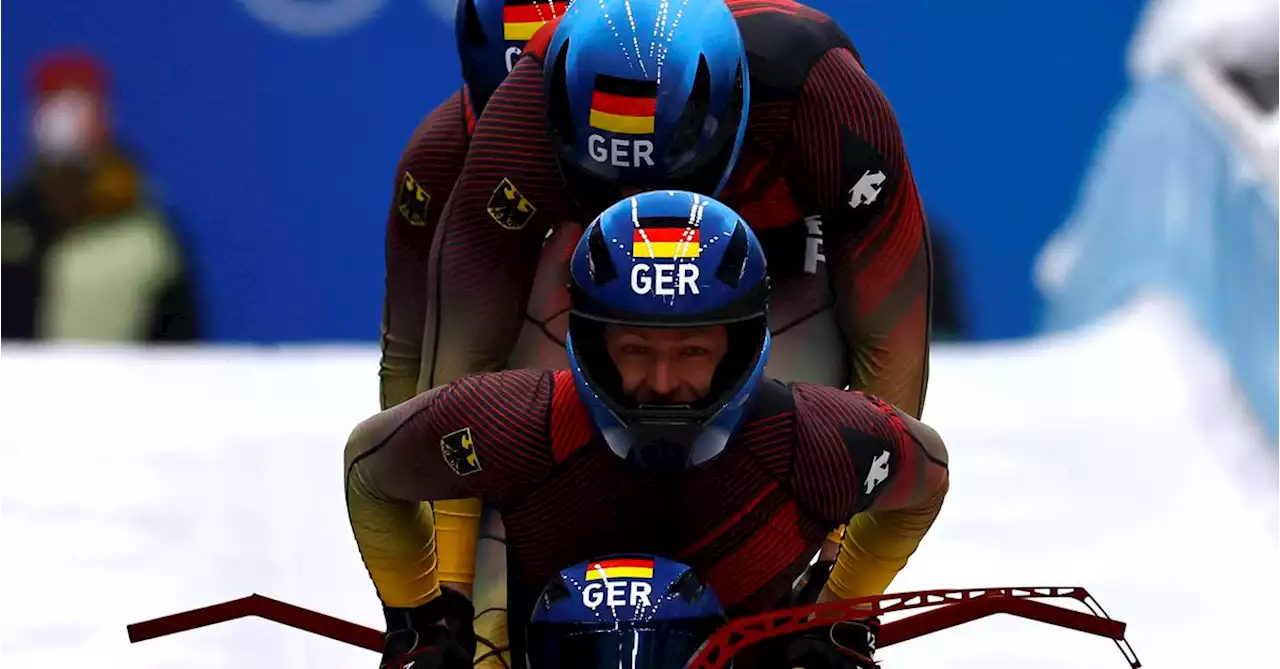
[415,1,935,660]
[380,0,575,412]
[346,190,949,669]
[375,3,574,658]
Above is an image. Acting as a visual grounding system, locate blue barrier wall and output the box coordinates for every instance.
[1,0,1144,342]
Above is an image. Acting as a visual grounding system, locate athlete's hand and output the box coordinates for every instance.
[786,617,880,669]
[380,589,476,669]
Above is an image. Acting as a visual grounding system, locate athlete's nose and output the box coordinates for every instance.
[646,359,678,399]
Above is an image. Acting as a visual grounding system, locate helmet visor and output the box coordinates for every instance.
[527,619,722,669]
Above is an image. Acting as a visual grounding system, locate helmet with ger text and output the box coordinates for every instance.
[566,190,770,471]
[544,0,750,214]
[527,554,729,668]
[456,0,573,112]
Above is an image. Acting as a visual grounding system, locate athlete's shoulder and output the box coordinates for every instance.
[439,369,561,490]
[790,383,905,442]
[396,89,472,183]
[731,378,798,480]
[782,384,913,516]
[729,0,859,102]
[387,88,472,229]
[451,368,556,410]
[406,88,470,149]
[438,369,558,450]
[796,384,945,487]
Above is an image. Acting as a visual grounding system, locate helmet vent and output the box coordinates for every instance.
[714,220,749,288]
[670,569,707,602]
[463,0,486,45]
[548,38,577,153]
[587,221,618,286]
[665,55,712,171]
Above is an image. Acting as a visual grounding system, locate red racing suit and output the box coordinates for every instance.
[346,371,949,668]
[415,0,933,413]
[379,2,934,663]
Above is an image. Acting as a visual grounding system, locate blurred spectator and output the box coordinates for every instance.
[2,51,199,342]
[1223,61,1277,114]
[1037,0,1278,440]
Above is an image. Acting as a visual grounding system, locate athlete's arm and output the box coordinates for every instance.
[785,47,932,418]
[345,370,556,608]
[791,385,948,601]
[416,52,572,393]
[380,90,473,410]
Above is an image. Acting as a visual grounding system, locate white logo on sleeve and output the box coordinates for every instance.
[847,170,886,209]
[803,215,825,274]
[864,449,891,494]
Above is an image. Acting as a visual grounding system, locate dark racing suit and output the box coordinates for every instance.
[379,87,508,603]
[416,0,933,410]
[346,370,949,668]
[380,88,475,412]
[380,1,934,664]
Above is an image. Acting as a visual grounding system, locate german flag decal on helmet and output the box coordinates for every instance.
[632,216,701,259]
[589,74,658,135]
[503,0,566,41]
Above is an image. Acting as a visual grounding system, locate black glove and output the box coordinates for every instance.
[379,588,476,669]
[785,617,880,669]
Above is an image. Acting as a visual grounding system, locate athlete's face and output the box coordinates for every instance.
[604,325,729,404]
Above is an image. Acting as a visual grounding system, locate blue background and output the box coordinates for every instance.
[1,0,1146,342]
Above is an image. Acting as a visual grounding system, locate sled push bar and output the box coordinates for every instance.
[686,586,1140,668]
[126,585,1140,668]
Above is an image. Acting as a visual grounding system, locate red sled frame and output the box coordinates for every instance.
[126,585,1141,668]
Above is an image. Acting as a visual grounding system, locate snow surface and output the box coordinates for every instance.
[2,296,1276,668]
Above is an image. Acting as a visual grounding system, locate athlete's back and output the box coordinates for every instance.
[419,0,930,415]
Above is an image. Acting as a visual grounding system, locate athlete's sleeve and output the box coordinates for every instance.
[791,385,949,600]
[416,55,573,392]
[344,369,556,608]
[379,90,472,410]
[784,48,932,418]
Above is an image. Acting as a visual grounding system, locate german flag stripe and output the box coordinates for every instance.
[635,216,699,229]
[590,90,657,118]
[502,2,564,25]
[591,558,654,570]
[584,558,656,580]
[632,241,701,258]
[585,566,653,580]
[588,110,654,134]
[503,21,544,40]
[633,228,700,244]
[593,73,659,99]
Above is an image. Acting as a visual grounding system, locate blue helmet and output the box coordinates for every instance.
[566,190,770,471]
[456,0,572,113]
[527,555,728,669]
[544,0,750,214]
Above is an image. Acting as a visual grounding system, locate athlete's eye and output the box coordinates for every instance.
[681,346,710,358]
[620,343,651,356]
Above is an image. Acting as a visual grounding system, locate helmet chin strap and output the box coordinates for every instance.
[627,438,689,472]
[614,416,734,472]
